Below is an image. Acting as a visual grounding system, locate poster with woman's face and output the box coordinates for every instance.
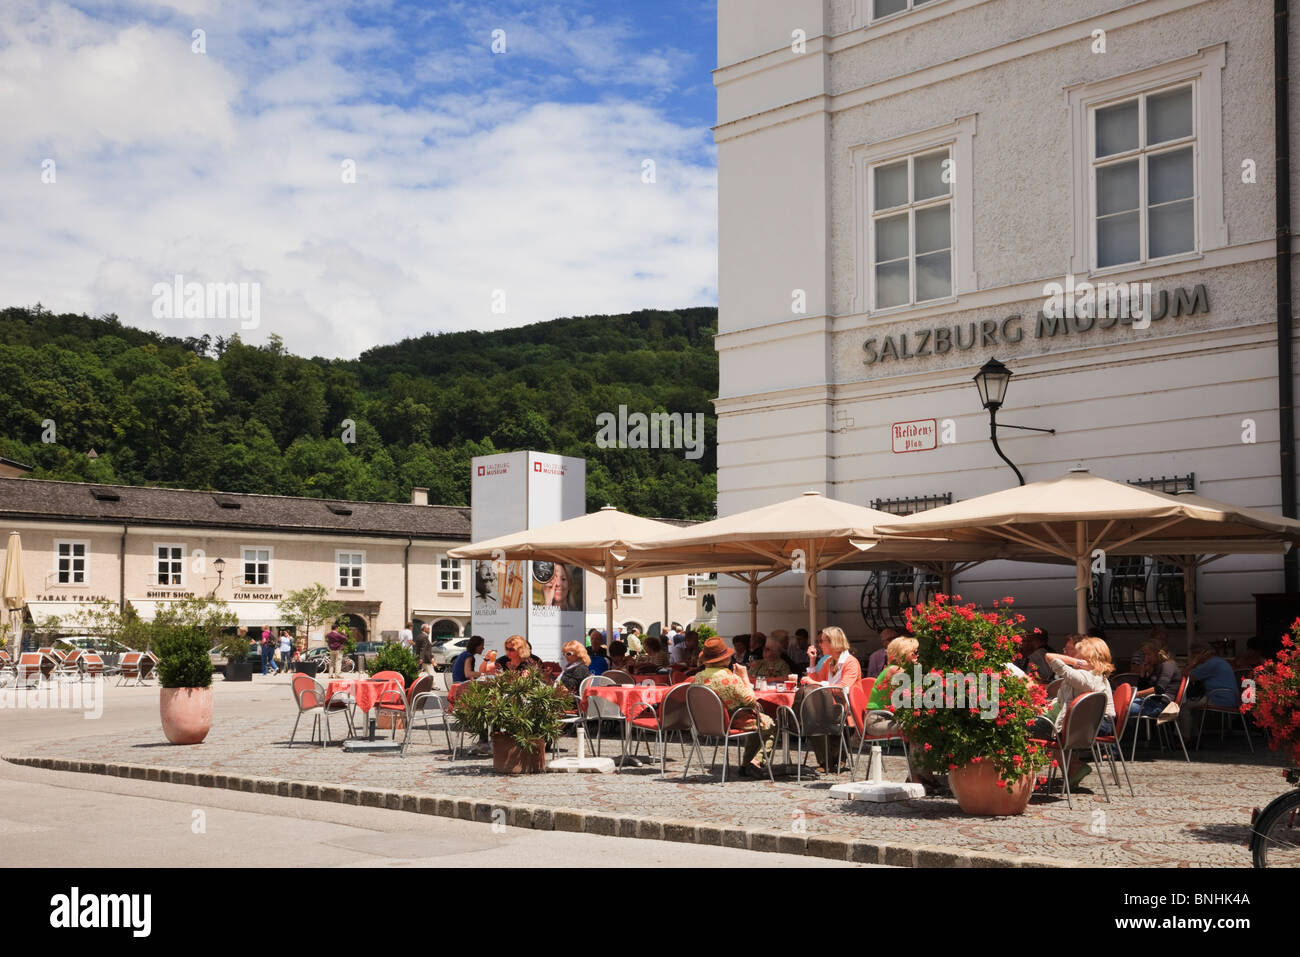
[531,561,583,611]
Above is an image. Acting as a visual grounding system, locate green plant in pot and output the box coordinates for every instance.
[451,669,571,773]
[370,642,421,686]
[151,598,236,745]
[893,595,1050,816]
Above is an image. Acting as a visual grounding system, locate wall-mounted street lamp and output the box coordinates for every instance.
[973,357,1055,486]
[209,557,226,598]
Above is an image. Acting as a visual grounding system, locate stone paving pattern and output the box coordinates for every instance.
[8,714,1290,866]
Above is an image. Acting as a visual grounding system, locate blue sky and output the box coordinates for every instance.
[0,0,720,357]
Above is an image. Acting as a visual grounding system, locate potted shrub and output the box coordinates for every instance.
[450,669,571,773]
[893,595,1049,816]
[1244,620,1300,767]
[152,599,236,745]
[216,628,255,682]
[369,642,421,729]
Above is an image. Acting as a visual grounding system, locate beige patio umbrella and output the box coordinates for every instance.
[625,491,984,638]
[875,469,1300,655]
[2,531,27,657]
[447,507,770,644]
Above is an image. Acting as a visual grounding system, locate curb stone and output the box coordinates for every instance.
[1,754,1072,868]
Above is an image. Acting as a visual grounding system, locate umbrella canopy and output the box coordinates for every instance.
[2,531,27,655]
[447,507,770,643]
[875,469,1300,652]
[626,491,1041,636]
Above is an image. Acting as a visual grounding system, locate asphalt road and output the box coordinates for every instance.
[0,676,869,868]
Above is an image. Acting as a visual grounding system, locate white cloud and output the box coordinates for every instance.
[0,1,717,358]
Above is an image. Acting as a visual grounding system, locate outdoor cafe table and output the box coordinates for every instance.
[582,683,672,719]
[325,677,404,716]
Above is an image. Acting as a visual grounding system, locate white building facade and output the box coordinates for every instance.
[715,0,1300,658]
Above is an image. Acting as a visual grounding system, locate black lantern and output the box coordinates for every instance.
[209,557,226,597]
[973,357,1013,412]
[972,357,1054,486]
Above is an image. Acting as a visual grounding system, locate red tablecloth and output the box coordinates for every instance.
[325,678,403,714]
[753,683,871,727]
[583,684,671,719]
[626,673,670,685]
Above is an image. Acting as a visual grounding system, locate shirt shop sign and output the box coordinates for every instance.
[863,283,1208,368]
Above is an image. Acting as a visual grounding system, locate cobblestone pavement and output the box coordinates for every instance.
[7,713,1289,866]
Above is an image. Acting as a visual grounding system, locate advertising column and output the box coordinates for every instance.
[469,451,586,661]
[526,453,587,663]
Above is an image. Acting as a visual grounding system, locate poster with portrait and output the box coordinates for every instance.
[529,561,585,662]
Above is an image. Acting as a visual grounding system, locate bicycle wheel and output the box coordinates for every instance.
[1253,789,1300,868]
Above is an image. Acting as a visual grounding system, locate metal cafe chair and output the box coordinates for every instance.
[1043,691,1110,809]
[682,685,772,784]
[626,682,692,775]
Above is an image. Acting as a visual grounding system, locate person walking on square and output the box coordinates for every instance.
[325,622,348,678]
[415,625,436,678]
[260,627,278,676]
[278,629,293,675]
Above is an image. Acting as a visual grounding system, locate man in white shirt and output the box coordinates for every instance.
[399,622,414,650]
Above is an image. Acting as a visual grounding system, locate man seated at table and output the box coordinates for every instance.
[608,640,633,671]
[631,635,669,673]
[749,638,791,681]
[690,636,776,778]
[670,630,699,669]
[866,628,897,681]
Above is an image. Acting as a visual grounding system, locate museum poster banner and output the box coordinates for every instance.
[470,451,586,659]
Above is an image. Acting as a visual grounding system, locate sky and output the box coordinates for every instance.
[0,0,719,358]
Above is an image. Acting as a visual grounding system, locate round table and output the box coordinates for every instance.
[325,677,403,714]
[583,684,672,719]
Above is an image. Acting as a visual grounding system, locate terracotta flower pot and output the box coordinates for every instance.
[160,686,213,745]
[376,711,406,731]
[948,760,1033,816]
[491,732,546,774]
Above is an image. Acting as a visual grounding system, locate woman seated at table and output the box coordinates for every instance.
[1031,635,1116,789]
[630,635,669,673]
[498,635,542,673]
[798,627,861,772]
[690,636,776,777]
[731,635,751,666]
[1130,640,1180,717]
[749,638,791,681]
[452,635,485,683]
[556,641,592,694]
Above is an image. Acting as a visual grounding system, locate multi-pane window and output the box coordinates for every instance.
[1093,84,1195,268]
[243,548,271,586]
[156,544,184,586]
[56,541,87,585]
[440,558,462,592]
[337,551,364,589]
[620,578,642,597]
[871,0,939,21]
[871,148,952,309]
[686,572,716,598]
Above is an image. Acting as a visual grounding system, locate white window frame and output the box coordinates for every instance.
[1066,44,1226,277]
[865,0,948,26]
[154,543,185,587]
[685,572,717,598]
[620,578,642,597]
[54,540,88,586]
[241,545,273,588]
[850,115,978,316]
[439,558,462,593]
[336,550,365,590]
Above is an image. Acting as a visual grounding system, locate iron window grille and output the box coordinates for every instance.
[1088,474,1195,630]
[861,493,952,632]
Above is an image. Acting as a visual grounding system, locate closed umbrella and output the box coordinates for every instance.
[2,531,27,656]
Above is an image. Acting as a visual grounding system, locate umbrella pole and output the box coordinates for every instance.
[749,574,758,638]
[604,549,616,645]
[1076,522,1089,634]
[1184,561,1196,660]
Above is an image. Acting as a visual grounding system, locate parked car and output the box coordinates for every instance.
[430,636,471,672]
[209,641,260,670]
[303,646,354,673]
